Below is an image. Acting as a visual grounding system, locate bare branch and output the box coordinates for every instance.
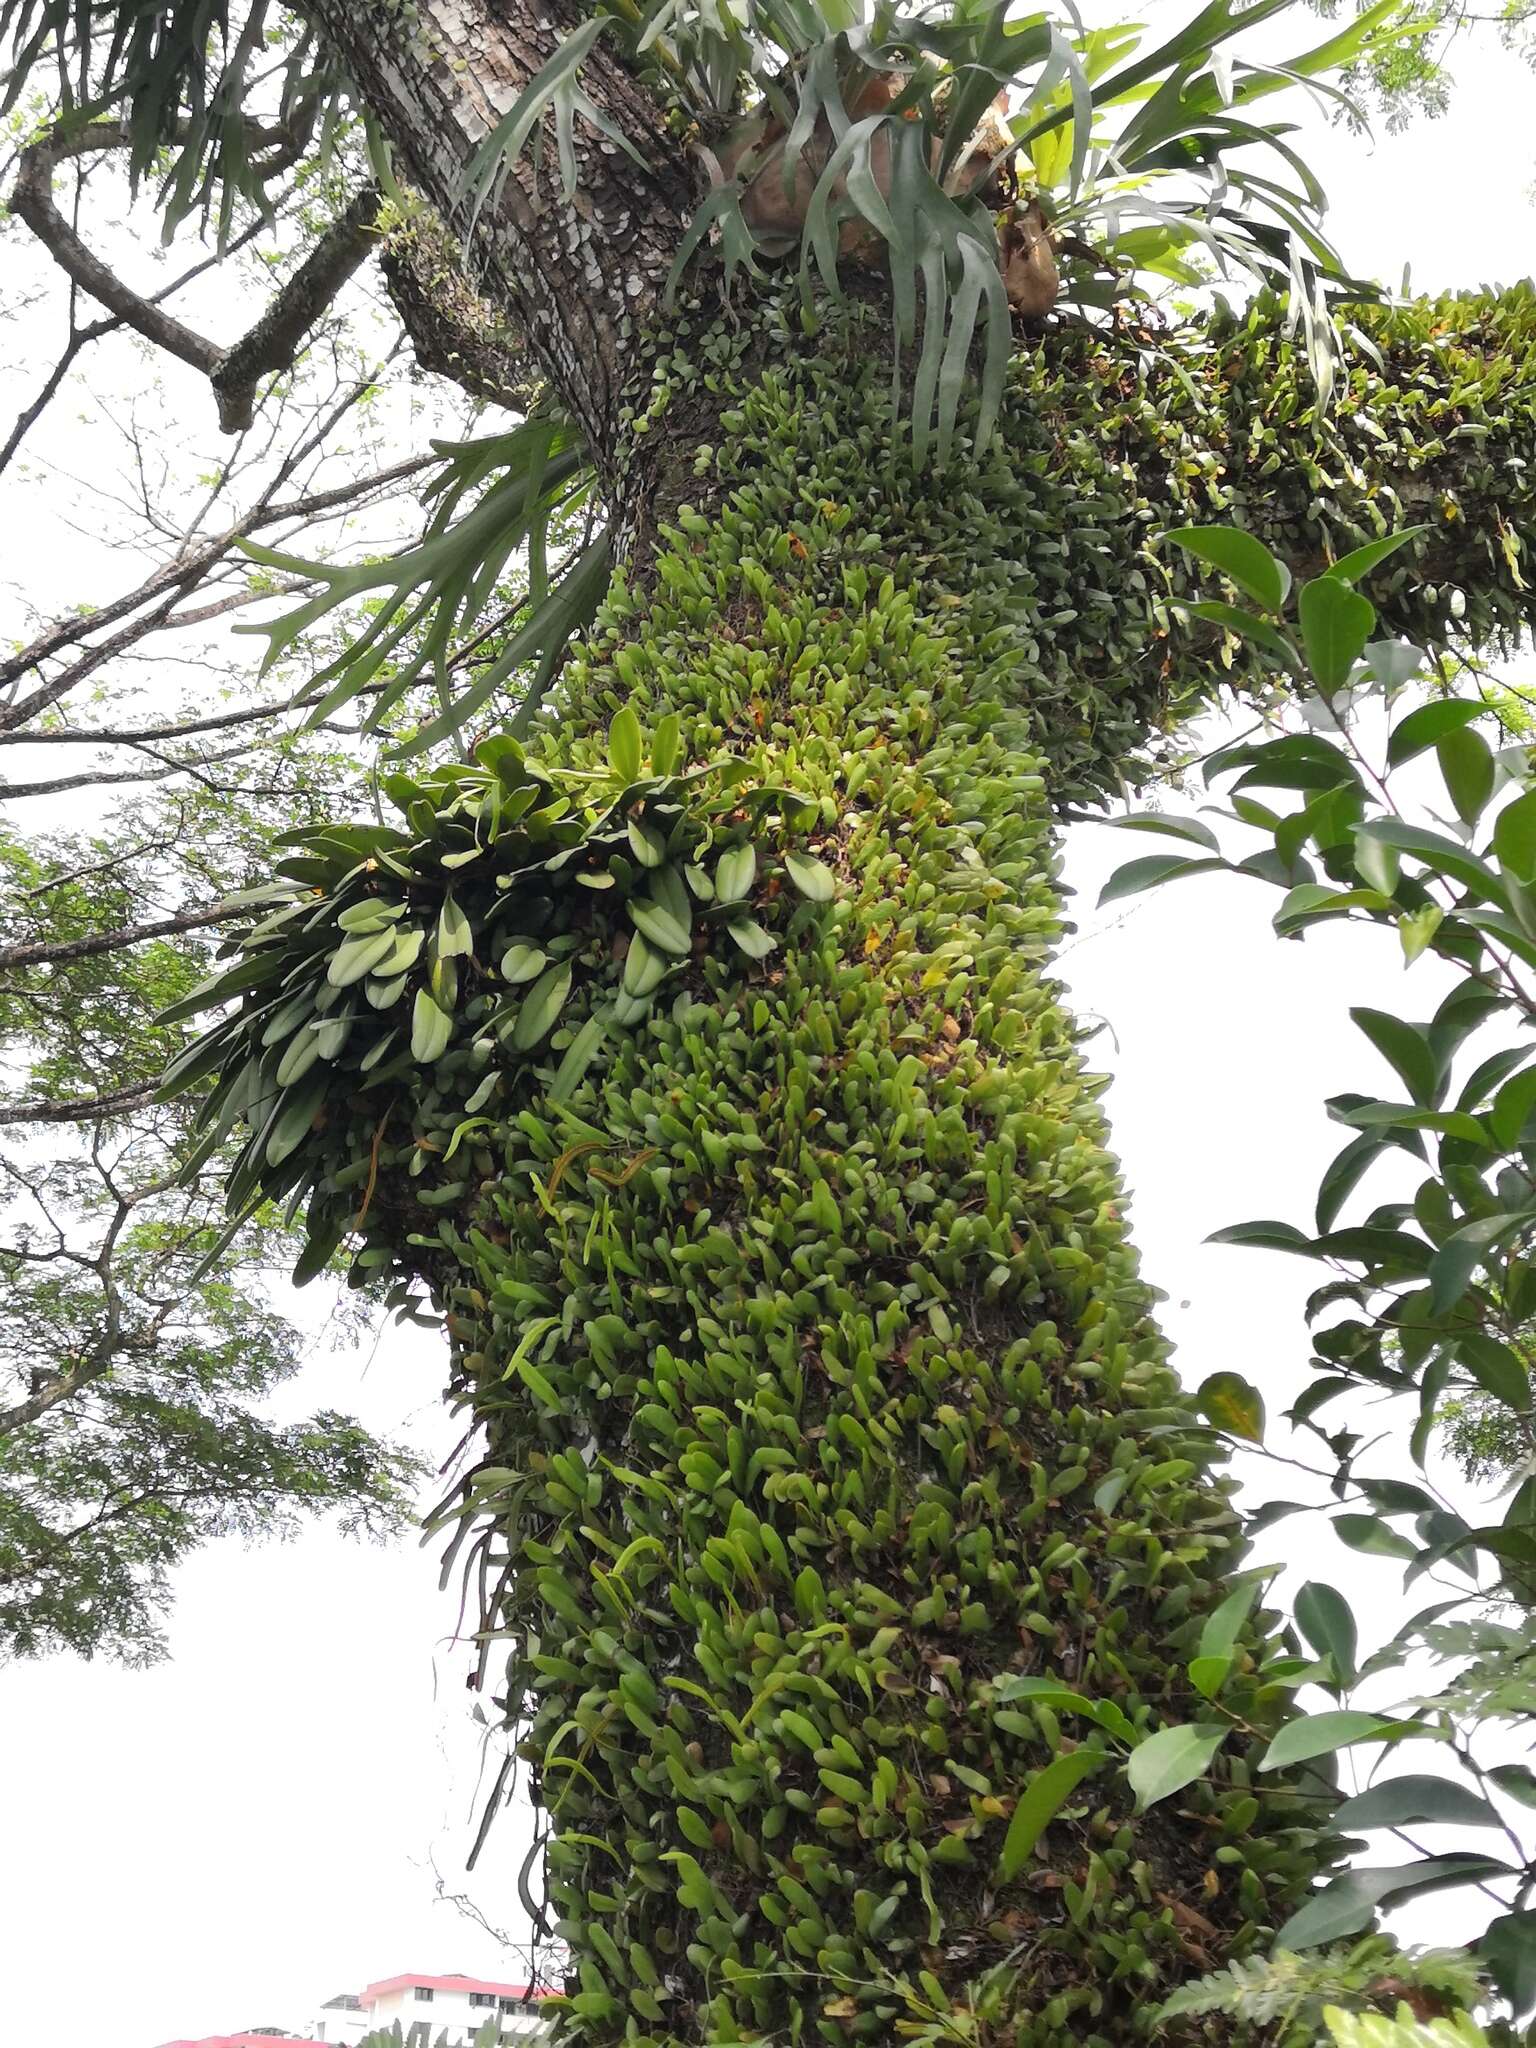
[211,183,383,431]
[0,1081,159,1130]
[10,123,223,380]
[9,117,383,434]
[0,898,254,973]
[0,451,434,727]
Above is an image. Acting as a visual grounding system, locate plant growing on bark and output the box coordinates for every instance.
[9,0,1536,2041]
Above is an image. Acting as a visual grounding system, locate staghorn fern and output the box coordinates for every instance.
[465,0,1409,457]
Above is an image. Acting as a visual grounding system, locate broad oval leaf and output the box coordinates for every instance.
[513,961,573,1052]
[1196,1369,1266,1441]
[1278,1857,1514,1951]
[1293,1582,1357,1685]
[1496,788,1536,887]
[1099,852,1224,906]
[784,849,837,901]
[1387,696,1485,768]
[1259,1710,1414,1772]
[500,942,549,985]
[1167,525,1290,612]
[1333,1773,1504,1833]
[411,989,454,1064]
[1299,576,1376,691]
[608,704,643,783]
[1127,1723,1229,1809]
[715,843,757,904]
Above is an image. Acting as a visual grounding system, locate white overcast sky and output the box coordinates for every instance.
[3,21,1535,2048]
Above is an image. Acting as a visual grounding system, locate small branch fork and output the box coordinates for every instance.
[9,119,382,433]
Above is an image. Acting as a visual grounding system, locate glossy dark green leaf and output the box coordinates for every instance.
[1386,697,1485,767]
[1185,599,1296,666]
[1278,1857,1513,1950]
[1481,1907,1536,2015]
[1437,725,1495,825]
[1218,1216,1322,1258]
[1332,1514,1417,1560]
[1430,1212,1534,1314]
[1293,1582,1357,1684]
[1457,1331,1532,1411]
[1167,525,1290,611]
[1333,1774,1503,1832]
[1324,525,1429,588]
[1098,853,1224,906]
[1495,788,1536,886]
[1350,1008,1437,1108]
[1127,1723,1229,1809]
[1299,576,1375,691]
[1101,812,1222,853]
[1259,1710,1415,1771]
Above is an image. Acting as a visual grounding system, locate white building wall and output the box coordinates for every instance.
[357,1987,547,2046]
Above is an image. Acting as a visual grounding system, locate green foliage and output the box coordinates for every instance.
[0,736,426,1662]
[470,0,1400,460]
[240,417,610,753]
[0,0,348,239]
[179,294,1361,2046]
[246,280,1536,778]
[1099,524,1536,2015]
[1323,2010,1502,2048]
[1156,1938,1486,2042]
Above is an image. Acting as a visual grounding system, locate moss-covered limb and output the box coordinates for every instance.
[445,339,1328,2044]
[585,286,1536,812]
[181,283,1536,2037]
[171,318,1339,2044]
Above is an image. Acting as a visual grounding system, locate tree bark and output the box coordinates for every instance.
[305,0,697,465]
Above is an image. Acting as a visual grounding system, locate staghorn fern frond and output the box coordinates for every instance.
[468,0,1408,465]
[237,413,608,756]
[1324,2011,1496,2048]
[0,0,351,240]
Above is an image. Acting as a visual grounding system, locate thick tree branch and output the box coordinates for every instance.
[210,183,382,430]
[0,899,251,973]
[9,118,382,432]
[303,0,697,463]
[0,1081,158,1129]
[379,199,540,413]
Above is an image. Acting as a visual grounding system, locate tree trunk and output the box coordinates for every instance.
[354,298,1341,2045]
[225,12,1536,2039]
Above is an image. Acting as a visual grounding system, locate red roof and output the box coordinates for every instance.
[361,1974,542,2005]
[158,2038,328,2047]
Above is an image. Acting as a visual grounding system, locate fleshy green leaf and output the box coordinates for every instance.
[997,1750,1105,1879]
